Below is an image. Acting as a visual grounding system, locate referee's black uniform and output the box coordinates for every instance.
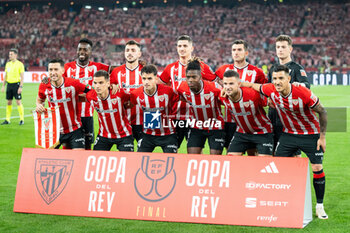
[267,61,310,153]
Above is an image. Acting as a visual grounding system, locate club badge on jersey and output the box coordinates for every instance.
[33,107,60,149]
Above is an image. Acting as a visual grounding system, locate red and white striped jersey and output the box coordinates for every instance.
[261,83,320,135]
[63,61,109,118]
[216,63,267,123]
[177,81,224,130]
[38,78,87,134]
[220,87,273,134]
[110,64,143,125]
[160,60,217,120]
[130,84,179,136]
[86,89,132,139]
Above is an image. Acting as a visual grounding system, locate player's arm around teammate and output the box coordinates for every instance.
[220,70,273,157]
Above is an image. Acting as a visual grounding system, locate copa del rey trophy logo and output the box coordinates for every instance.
[134,156,176,202]
[35,159,74,205]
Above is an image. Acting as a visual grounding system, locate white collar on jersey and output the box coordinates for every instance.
[76,61,90,68]
[233,63,249,70]
[125,64,140,72]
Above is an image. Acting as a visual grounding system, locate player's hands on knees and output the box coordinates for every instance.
[35,104,46,113]
[317,136,326,152]
[111,84,120,94]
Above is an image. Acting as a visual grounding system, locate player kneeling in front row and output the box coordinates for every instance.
[220,70,273,156]
[242,65,328,219]
[86,70,134,151]
[130,64,179,153]
[36,58,90,150]
[177,58,225,155]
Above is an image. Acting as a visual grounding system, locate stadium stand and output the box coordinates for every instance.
[0,2,349,72]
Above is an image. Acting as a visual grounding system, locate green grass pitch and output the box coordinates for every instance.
[0,84,349,232]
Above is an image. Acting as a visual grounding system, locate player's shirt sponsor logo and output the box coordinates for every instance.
[49,96,72,103]
[35,158,74,205]
[122,83,143,89]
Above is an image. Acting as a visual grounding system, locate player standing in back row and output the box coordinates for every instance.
[64,38,110,149]
[242,64,328,220]
[215,40,267,151]
[160,35,217,148]
[268,35,310,154]
[110,40,144,143]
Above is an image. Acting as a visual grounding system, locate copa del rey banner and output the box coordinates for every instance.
[14,149,312,228]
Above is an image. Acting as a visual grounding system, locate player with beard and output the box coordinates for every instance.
[220,70,273,156]
[159,35,217,148]
[215,40,267,152]
[242,64,328,220]
[36,58,91,150]
[64,38,110,150]
[110,40,144,143]
[130,65,179,153]
[268,35,310,155]
[86,70,134,151]
[177,58,225,155]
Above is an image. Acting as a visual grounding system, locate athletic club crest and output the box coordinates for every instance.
[204,94,211,100]
[65,87,71,93]
[35,159,74,205]
[246,70,254,76]
[158,95,165,102]
[87,66,94,72]
[43,117,51,131]
[243,101,250,108]
[111,98,117,105]
[134,156,176,202]
[292,99,299,105]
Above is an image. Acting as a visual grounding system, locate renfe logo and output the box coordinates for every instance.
[260,162,279,173]
[143,111,161,129]
[34,158,74,205]
[257,214,278,223]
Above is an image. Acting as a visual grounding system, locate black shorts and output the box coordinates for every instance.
[224,122,237,148]
[187,128,225,151]
[6,82,22,100]
[175,120,190,147]
[275,133,324,164]
[94,135,134,151]
[56,128,85,149]
[137,133,178,153]
[132,125,143,142]
[81,117,94,144]
[228,132,273,155]
[273,124,301,156]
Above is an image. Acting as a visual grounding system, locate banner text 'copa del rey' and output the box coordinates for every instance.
[14,148,312,228]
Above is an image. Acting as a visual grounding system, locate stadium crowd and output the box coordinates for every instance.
[0,2,349,71]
